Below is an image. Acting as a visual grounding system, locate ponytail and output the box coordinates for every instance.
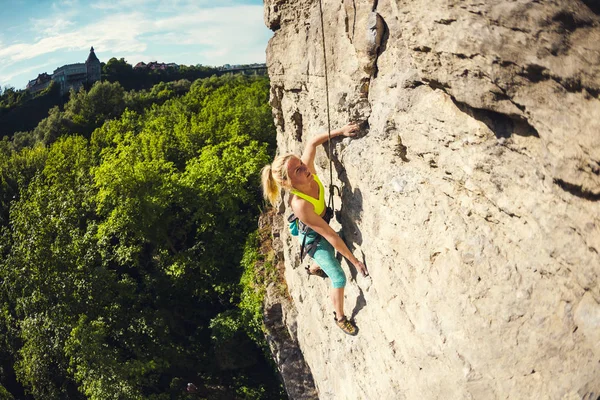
[261,164,279,206]
[261,153,296,206]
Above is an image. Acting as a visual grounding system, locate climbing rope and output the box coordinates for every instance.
[317,0,337,212]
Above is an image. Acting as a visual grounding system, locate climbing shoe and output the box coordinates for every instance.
[306,265,328,278]
[334,312,358,336]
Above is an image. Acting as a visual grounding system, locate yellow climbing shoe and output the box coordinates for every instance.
[334,313,358,336]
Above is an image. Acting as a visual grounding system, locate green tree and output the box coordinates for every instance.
[102,57,134,82]
[0,75,282,399]
[4,136,94,398]
[30,105,71,145]
[64,81,126,137]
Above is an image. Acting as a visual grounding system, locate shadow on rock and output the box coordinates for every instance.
[350,286,367,321]
[329,153,371,322]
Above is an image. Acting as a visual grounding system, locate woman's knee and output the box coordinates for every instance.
[330,268,346,288]
[314,256,346,288]
[332,275,346,289]
[313,243,346,287]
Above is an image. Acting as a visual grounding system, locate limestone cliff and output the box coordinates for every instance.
[263,0,600,398]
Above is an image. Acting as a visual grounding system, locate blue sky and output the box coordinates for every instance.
[0,0,272,90]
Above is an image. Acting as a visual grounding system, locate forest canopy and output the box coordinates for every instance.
[0,59,223,138]
[0,75,282,399]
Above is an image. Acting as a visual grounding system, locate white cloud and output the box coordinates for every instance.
[0,61,55,86]
[51,0,79,12]
[145,5,268,54]
[2,4,267,63]
[154,5,262,29]
[0,2,271,88]
[31,17,75,37]
[90,1,122,10]
[0,12,149,64]
[79,13,150,53]
[90,0,149,10]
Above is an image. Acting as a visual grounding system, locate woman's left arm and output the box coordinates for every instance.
[301,122,360,173]
[295,201,367,275]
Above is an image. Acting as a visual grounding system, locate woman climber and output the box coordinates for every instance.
[261,122,368,335]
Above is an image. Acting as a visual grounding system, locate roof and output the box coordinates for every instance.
[86,46,100,64]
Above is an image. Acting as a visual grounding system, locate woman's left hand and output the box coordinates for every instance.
[340,122,360,137]
[354,261,369,277]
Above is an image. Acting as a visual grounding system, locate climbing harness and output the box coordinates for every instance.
[287,206,333,262]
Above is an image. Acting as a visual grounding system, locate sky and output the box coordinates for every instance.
[0,0,273,90]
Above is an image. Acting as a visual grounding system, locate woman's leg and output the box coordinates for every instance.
[312,240,347,316]
[331,287,345,319]
[310,239,357,334]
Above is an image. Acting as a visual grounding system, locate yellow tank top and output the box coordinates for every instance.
[291,174,326,216]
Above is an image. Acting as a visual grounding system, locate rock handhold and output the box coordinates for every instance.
[366,11,385,57]
[364,11,385,75]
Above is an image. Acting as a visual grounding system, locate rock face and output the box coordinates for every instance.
[260,212,319,399]
[264,0,600,399]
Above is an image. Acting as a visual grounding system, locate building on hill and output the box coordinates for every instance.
[218,63,267,77]
[133,61,179,71]
[50,47,101,95]
[85,46,101,83]
[26,73,52,94]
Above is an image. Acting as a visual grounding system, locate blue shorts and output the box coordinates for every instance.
[299,230,347,289]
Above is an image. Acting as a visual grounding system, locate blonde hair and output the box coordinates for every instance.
[261,153,297,206]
